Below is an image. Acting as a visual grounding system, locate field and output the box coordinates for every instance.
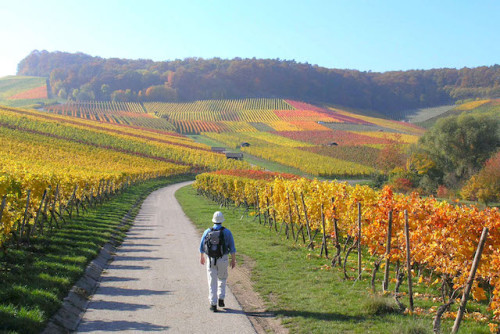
[43,98,424,178]
[0,76,55,108]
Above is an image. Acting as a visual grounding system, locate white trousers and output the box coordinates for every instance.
[206,254,228,305]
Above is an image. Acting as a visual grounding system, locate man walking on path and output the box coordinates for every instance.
[200,211,236,312]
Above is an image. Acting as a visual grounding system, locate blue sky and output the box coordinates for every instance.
[0,0,498,77]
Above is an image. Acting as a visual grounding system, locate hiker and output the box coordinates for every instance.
[199,211,236,312]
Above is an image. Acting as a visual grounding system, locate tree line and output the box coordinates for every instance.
[17,50,500,118]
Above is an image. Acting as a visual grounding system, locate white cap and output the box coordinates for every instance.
[212,211,225,223]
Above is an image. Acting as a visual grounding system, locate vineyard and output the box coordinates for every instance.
[41,98,424,178]
[194,171,500,331]
[2,94,498,332]
[45,101,176,131]
[0,105,250,248]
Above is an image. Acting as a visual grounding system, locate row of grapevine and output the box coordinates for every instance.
[285,100,373,125]
[0,125,189,247]
[1,107,244,166]
[46,101,146,114]
[276,130,396,146]
[273,109,338,122]
[331,108,427,135]
[193,171,500,328]
[144,98,294,115]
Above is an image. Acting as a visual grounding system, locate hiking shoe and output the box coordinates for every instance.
[218,299,225,307]
[210,305,217,312]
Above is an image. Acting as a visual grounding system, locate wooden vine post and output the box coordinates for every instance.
[266,196,272,228]
[320,204,328,258]
[255,190,262,225]
[357,202,362,278]
[300,192,314,249]
[0,195,6,226]
[383,210,393,292]
[451,227,489,334]
[31,189,48,237]
[41,186,52,231]
[287,192,296,241]
[293,192,306,243]
[331,197,342,267]
[50,184,60,228]
[404,210,414,312]
[270,187,278,232]
[19,190,32,241]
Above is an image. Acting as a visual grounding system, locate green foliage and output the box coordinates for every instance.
[392,319,431,334]
[416,113,499,188]
[363,297,400,315]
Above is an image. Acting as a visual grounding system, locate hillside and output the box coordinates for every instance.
[0,75,56,108]
[0,104,251,247]
[417,98,500,128]
[17,50,500,118]
[42,98,424,179]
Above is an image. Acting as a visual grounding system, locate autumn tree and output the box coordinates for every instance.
[416,114,499,188]
[376,134,407,173]
[143,85,177,102]
[461,151,500,204]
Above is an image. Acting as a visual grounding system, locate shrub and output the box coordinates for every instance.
[436,185,449,198]
[364,296,400,315]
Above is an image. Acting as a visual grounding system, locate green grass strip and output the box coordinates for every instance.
[0,174,194,334]
[176,185,491,334]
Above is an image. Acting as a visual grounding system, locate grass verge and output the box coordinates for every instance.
[176,185,491,333]
[0,174,194,334]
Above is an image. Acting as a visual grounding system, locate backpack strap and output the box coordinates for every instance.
[219,227,226,254]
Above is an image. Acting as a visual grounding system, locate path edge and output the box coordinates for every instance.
[41,190,150,334]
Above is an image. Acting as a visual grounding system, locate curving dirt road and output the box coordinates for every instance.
[77,181,256,333]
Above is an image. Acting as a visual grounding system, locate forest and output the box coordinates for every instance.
[17,50,500,118]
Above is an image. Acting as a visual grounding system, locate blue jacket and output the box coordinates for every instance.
[199,224,236,254]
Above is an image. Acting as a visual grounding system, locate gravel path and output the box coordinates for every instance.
[77,181,256,333]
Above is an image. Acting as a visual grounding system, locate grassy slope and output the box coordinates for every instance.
[404,105,455,124]
[176,185,490,334]
[0,75,56,108]
[416,100,500,128]
[0,175,194,334]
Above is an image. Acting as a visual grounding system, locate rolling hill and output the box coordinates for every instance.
[40,98,425,179]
